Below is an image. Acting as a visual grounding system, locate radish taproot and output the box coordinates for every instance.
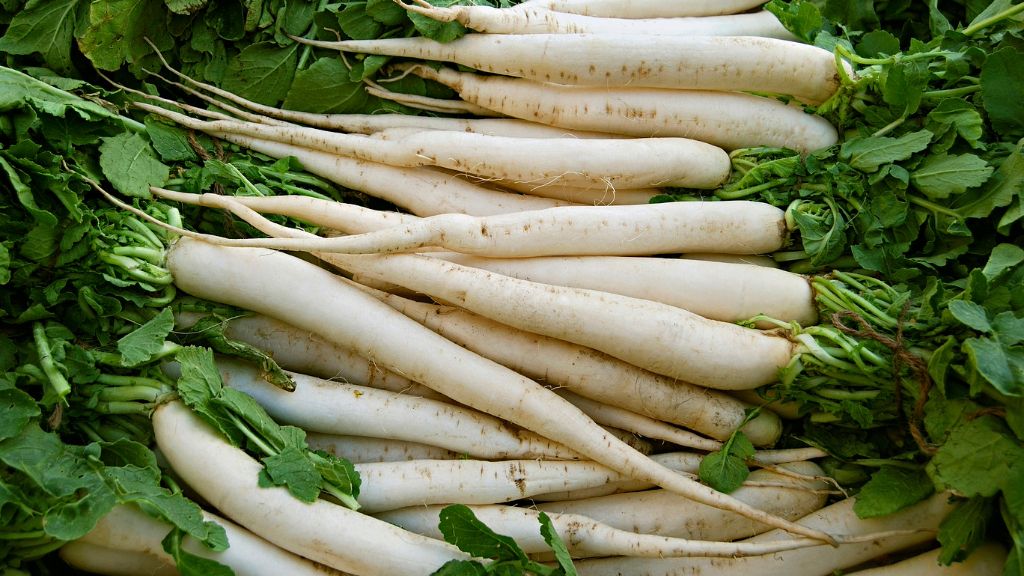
[516,0,769,18]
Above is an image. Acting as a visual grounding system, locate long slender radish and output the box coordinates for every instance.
[60,542,178,576]
[153,401,470,575]
[517,0,769,18]
[380,464,828,553]
[79,504,344,576]
[353,452,821,514]
[174,310,444,400]
[399,1,795,39]
[154,194,789,258]
[431,253,817,325]
[488,179,659,205]
[571,492,955,576]
[375,292,780,443]
[295,34,843,104]
[377,504,831,559]
[845,542,1007,575]
[555,390,722,451]
[166,238,835,543]
[140,103,731,190]
[535,462,828,541]
[306,432,459,463]
[382,65,839,153]
[212,356,577,460]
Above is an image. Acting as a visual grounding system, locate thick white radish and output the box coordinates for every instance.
[377,504,832,559]
[556,390,722,451]
[141,105,731,190]
[164,195,789,258]
[153,401,469,575]
[214,356,577,460]
[400,2,795,39]
[299,34,843,104]
[535,462,828,541]
[389,65,839,153]
[153,188,418,234]
[324,253,797,390]
[682,252,780,267]
[846,542,1007,575]
[174,310,443,400]
[517,0,768,18]
[432,254,817,325]
[374,292,780,443]
[166,239,834,543]
[79,504,344,576]
[485,178,660,205]
[306,432,459,463]
[572,492,955,576]
[59,542,178,576]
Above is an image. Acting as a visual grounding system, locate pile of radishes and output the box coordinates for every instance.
[67,1,1010,575]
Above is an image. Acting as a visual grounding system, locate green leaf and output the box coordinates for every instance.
[116,307,175,367]
[366,0,409,26]
[911,153,993,199]
[980,47,1024,137]
[161,528,235,576]
[338,2,385,40]
[98,133,169,198]
[408,0,467,43]
[948,300,992,333]
[145,118,199,162]
[982,244,1024,281]
[539,512,577,576]
[77,0,172,71]
[698,433,754,494]
[438,504,528,563]
[839,130,932,172]
[0,0,86,74]
[221,42,299,106]
[964,337,1022,396]
[765,0,825,43]
[949,141,1023,219]
[928,417,1024,497]
[259,446,321,503]
[0,389,41,442]
[283,58,370,114]
[853,466,934,518]
[926,99,984,148]
[937,496,995,564]
[163,0,207,14]
[431,561,489,576]
[856,30,899,57]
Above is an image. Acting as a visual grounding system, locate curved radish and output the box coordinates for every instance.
[306,433,460,463]
[153,400,469,575]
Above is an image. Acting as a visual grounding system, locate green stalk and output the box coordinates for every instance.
[963,2,1024,36]
[32,322,71,401]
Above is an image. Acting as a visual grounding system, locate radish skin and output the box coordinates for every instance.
[400,3,796,39]
[306,432,460,463]
[845,542,1007,575]
[140,104,732,190]
[153,400,469,575]
[387,65,839,153]
[536,462,828,541]
[79,504,344,576]
[174,311,443,400]
[214,357,578,460]
[165,239,834,543]
[572,492,955,576]
[432,253,817,325]
[297,34,843,104]
[488,179,659,205]
[517,0,769,18]
[60,542,178,576]
[682,252,780,268]
[377,293,780,443]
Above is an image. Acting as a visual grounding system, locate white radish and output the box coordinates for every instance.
[158,194,789,258]
[213,356,577,460]
[60,542,178,576]
[571,492,955,576]
[488,179,659,205]
[517,0,769,18]
[306,432,460,463]
[535,462,829,541]
[140,104,731,190]
[377,504,831,559]
[153,400,469,575]
[377,293,780,443]
[431,253,817,325]
[399,2,796,39]
[174,310,443,400]
[79,504,344,576]
[165,238,834,543]
[682,252,780,267]
[297,34,843,104]
[845,542,1007,575]
[384,65,839,153]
